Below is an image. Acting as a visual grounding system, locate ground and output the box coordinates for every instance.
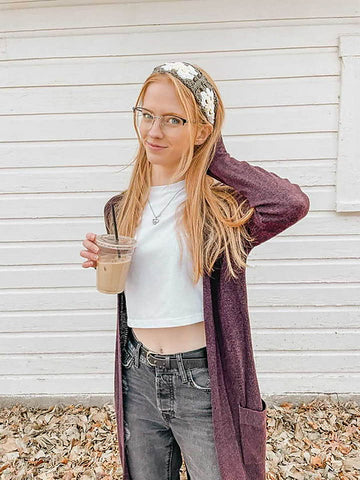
[0,398,359,479]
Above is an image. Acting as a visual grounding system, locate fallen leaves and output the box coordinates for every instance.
[0,397,358,479]
[265,397,360,480]
[0,403,124,479]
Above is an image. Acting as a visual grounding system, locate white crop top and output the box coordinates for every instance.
[124,179,204,328]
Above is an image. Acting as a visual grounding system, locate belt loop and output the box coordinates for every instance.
[175,353,188,383]
[134,343,141,368]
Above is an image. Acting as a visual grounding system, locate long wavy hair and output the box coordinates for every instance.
[105,65,256,284]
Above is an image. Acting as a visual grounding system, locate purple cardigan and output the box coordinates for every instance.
[104,135,310,480]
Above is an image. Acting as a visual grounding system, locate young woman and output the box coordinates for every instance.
[80,61,310,480]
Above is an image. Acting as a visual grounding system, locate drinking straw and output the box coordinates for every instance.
[111,204,122,259]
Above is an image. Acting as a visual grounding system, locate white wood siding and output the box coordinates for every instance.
[0,0,359,403]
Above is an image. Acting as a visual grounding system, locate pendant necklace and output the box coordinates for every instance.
[148,186,185,225]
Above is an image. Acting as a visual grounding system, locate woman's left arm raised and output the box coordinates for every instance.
[207,134,310,249]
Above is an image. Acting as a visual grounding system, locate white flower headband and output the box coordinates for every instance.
[152,61,218,125]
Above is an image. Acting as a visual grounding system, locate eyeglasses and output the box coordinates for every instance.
[132,106,197,131]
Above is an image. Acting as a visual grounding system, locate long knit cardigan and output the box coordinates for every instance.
[104,135,310,480]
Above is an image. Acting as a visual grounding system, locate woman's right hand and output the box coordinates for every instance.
[80,232,99,269]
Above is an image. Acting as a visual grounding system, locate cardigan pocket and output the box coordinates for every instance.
[238,398,267,465]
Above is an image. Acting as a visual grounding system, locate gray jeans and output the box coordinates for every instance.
[121,328,221,480]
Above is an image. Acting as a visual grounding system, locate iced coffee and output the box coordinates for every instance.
[95,234,136,294]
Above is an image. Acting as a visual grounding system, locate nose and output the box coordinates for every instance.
[147,117,164,137]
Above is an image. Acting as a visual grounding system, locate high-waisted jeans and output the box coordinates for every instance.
[121,327,221,480]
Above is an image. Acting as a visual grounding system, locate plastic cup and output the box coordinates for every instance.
[95,234,136,294]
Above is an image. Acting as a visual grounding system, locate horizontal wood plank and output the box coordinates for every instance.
[1,351,359,375]
[3,213,360,242]
[1,23,360,61]
[0,328,359,353]
[0,372,358,395]
[1,235,360,266]
[0,77,339,116]
[1,260,360,288]
[1,0,359,30]
[1,283,359,312]
[0,310,116,332]
[0,50,339,89]
[0,104,338,142]
[0,161,327,194]
[0,306,358,331]
[0,133,338,168]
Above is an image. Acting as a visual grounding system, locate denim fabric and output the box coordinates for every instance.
[121,328,221,480]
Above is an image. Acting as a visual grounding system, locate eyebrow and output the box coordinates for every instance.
[142,107,183,117]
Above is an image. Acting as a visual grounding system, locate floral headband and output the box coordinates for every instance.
[151,61,218,125]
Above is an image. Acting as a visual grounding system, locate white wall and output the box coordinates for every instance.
[0,0,359,404]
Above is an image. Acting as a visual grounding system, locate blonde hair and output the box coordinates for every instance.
[105,65,256,284]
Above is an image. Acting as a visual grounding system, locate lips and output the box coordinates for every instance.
[147,141,166,148]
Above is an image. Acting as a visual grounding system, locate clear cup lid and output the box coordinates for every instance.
[95,234,137,249]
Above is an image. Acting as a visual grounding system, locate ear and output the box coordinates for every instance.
[194,124,213,146]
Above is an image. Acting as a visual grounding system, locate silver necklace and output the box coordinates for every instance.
[148,186,185,225]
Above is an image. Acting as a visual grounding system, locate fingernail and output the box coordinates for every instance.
[95,255,98,260]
